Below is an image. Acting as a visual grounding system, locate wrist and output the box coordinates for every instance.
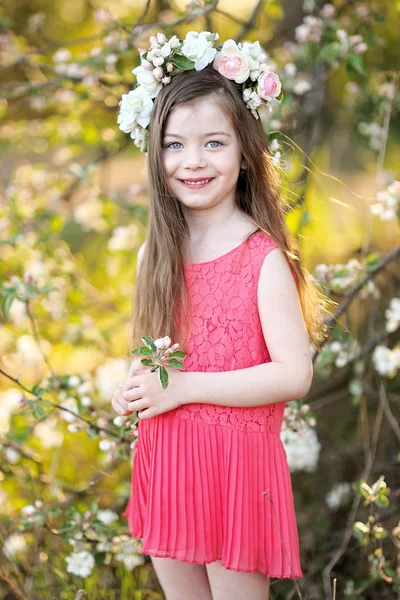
[178,370,194,405]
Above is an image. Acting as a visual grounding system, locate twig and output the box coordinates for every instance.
[0,367,122,441]
[322,379,385,598]
[312,244,400,363]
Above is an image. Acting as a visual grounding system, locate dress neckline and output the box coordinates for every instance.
[184,229,261,267]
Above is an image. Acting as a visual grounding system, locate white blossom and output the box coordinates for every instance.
[281,425,321,473]
[131,66,162,98]
[114,538,144,570]
[154,336,172,350]
[372,345,400,378]
[117,87,154,133]
[293,78,312,95]
[33,417,64,448]
[65,550,95,578]
[385,298,400,333]
[181,31,218,71]
[5,447,21,464]
[95,357,130,402]
[325,482,352,510]
[97,509,119,525]
[107,224,140,251]
[294,16,323,44]
[2,534,27,560]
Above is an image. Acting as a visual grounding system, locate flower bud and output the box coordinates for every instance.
[141,59,153,70]
[166,62,174,73]
[157,33,167,45]
[161,76,171,84]
[153,67,163,80]
[149,36,159,49]
[349,34,363,45]
[153,56,164,67]
[354,42,368,54]
[162,336,172,348]
[169,35,180,49]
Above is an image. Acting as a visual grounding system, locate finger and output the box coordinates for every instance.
[112,398,132,416]
[138,408,154,420]
[122,378,142,393]
[122,387,142,402]
[127,400,147,412]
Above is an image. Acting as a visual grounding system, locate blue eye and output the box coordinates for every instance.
[164,140,223,149]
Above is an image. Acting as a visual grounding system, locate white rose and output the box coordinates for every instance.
[132,66,162,98]
[117,87,154,132]
[181,31,217,71]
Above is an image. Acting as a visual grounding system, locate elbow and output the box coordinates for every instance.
[293,363,313,399]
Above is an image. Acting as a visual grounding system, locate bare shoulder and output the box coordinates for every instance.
[258,245,295,286]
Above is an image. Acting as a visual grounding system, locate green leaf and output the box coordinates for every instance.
[374,495,390,508]
[168,350,186,359]
[141,336,157,352]
[170,54,195,75]
[1,290,17,319]
[347,53,365,76]
[32,403,46,419]
[140,358,154,366]
[167,358,185,370]
[131,346,153,356]
[32,384,46,397]
[372,525,388,539]
[159,366,169,389]
[318,42,340,62]
[86,428,99,438]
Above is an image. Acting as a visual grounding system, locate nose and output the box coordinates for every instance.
[182,146,207,170]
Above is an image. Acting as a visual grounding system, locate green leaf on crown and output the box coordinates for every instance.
[170,54,195,75]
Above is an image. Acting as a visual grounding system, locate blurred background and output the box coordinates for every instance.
[0,1,399,599]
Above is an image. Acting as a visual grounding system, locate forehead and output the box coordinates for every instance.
[164,97,234,135]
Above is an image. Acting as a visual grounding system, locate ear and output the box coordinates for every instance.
[241,159,247,170]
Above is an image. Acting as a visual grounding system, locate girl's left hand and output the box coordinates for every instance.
[122,368,187,419]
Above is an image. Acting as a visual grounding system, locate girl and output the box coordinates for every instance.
[112,33,327,600]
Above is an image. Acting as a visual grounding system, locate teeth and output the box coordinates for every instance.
[183,179,211,185]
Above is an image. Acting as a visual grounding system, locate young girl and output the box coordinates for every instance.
[112,32,327,600]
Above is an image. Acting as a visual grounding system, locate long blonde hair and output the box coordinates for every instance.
[130,65,331,353]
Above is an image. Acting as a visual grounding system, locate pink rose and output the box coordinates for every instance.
[257,71,282,101]
[213,39,251,84]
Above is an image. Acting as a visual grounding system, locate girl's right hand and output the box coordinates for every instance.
[111,358,151,416]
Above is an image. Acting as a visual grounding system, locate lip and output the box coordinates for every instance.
[179,177,215,189]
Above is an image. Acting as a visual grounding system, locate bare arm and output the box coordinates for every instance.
[185,247,313,407]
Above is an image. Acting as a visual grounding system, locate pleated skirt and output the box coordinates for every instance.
[122,409,303,579]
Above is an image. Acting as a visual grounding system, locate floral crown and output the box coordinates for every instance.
[117,31,283,153]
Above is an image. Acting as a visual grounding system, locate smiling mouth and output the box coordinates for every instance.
[179,178,215,187]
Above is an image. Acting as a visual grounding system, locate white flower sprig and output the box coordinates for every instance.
[131,335,186,389]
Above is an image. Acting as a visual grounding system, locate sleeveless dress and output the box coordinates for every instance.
[122,229,303,579]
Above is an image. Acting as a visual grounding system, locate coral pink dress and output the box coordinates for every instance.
[122,229,303,579]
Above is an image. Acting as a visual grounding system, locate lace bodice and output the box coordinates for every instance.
[174,230,286,434]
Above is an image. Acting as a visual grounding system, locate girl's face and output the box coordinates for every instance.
[162,97,244,215]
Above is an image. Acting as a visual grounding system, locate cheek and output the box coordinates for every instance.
[163,153,178,177]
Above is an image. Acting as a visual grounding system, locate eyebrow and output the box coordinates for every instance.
[163,131,232,138]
